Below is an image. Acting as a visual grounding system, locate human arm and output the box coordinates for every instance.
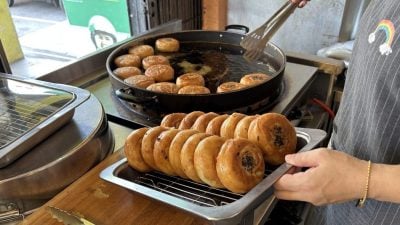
[274,148,400,206]
[369,162,400,203]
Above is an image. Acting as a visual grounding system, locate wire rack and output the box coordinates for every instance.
[101,129,326,225]
[124,167,275,207]
[0,94,58,149]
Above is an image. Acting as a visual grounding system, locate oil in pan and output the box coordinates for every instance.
[164,42,276,92]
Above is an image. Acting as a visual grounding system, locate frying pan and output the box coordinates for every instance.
[106,30,286,114]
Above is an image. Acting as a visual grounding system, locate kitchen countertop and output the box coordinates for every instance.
[21,150,208,225]
[19,65,325,225]
[19,63,320,225]
[16,19,337,224]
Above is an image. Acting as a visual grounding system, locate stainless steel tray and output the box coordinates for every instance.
[0,73,90,168]
[100,127,326,225]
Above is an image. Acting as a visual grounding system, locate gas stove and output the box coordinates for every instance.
[89,61,318,129]
[35,20,343,225]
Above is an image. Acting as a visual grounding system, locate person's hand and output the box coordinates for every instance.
[274,148,368,206]
[291,0,309,8]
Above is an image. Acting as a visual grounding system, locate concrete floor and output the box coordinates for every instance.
[8,1,97,78]
[10,1,65,37]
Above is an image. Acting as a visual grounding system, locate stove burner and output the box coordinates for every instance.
[115,82,284,126]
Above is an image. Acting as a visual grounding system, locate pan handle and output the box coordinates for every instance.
[115,88,157,104]
[225,24,250,34]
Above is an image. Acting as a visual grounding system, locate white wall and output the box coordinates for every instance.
[227,0,346,54]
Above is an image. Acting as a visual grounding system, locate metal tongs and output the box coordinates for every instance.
[241,1,298,61]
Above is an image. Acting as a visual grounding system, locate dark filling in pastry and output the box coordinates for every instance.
[241,152,255,172]
[273,125,284,147]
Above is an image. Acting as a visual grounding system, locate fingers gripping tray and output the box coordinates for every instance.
[0,73,90,168]
[100,127,326,225]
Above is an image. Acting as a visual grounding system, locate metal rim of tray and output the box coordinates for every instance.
[0,73,91,167]
[100,127,326,225]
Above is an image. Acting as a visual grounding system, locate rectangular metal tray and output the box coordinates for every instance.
[100,127,326,225]
[0,73,90,168]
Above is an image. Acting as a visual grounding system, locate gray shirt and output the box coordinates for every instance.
[307,0,400,224]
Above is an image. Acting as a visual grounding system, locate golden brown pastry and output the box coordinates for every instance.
[145,64,174,82]
[216,138,265,193]
[124,127,152,172]
[155,37,180,52]
[205,114,229,136]
[194,136,226,188]
[178,85,211,95]
[234,115,258,139]
[160,113,187,128]
[114,54,141,68]
[124,75,155,89]
[146,82,179,94]
[180,133,210,182]
[216,82,247,93]
[176,73,205,88]
[169,129,199,178]
[191,112,219,132]
[141,126,168,170]
[240,73,271,86]
[220,113,246,139]
[153,129,180,176]
[113,66,142,79]
[142,55,170,70]
[178,111,205,129]
[248,113,297,165]
[128,44,154,59]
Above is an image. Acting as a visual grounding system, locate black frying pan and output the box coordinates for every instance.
[106,30,286,113]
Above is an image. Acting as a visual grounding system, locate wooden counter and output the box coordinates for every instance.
[22,151,208,225]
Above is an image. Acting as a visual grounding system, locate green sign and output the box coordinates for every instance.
[63,0,131,35]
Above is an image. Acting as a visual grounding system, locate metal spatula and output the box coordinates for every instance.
[241,1,298,62]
